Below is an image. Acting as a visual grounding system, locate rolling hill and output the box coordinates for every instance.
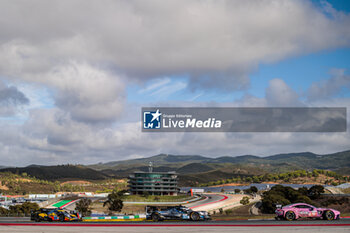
[0,164,109,181]
[87,150,350,186]
[1,150,349,186]
[89,150,350,174]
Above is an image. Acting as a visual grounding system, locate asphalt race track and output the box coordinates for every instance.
[186,194,225,209]
[1,218,350,225]
[0,218,349,233]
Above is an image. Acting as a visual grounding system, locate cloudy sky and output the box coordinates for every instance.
[0,0,350,166]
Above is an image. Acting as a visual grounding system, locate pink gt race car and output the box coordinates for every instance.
[275,203,340,221]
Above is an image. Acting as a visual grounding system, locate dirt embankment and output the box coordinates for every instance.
[60,180,92,185]
[15,178,32,182]
[0,184,9,190]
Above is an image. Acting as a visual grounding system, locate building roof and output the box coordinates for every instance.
[132,171,177,174]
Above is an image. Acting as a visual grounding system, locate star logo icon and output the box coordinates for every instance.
[143,109,162,129]
[151,109,162,122]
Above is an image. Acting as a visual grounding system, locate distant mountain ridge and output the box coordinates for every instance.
[90,150,350,186]
[0,150,349,186]
[100,154,209,167]
[88,150,350,174]
[0,165,108,181]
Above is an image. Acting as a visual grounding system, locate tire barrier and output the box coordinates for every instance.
[83,214,147,222]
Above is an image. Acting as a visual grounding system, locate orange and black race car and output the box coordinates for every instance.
[31,208,81,222]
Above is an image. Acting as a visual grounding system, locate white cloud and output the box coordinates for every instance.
[0,81,29,116]
[138,78,171,94]
[265,79,303,107]
[0,70,347,166]
[0,91,349,166]
[0,0,350,90]
[236,78,302,107]
[188,92,203,101]
[150,81,187,98]
[0,1,349,165]
[46,62,125,124]
[307,69,350,100]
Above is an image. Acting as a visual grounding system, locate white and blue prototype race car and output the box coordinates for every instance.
[146,205,210,221]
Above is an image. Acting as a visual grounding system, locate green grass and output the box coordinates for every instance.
[122,194,192,202]
[52,200,72,207]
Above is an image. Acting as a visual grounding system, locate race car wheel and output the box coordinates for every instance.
[151,213,160,222]
[323,210,335,221]
[59,214,65,222]
[285,211,295,221]
[190,212,200,221]
[34,216,41,222]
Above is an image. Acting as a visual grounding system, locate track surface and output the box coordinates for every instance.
[0,217,349,225]
[0,218,349,233]
[1,194,348,232]
[186,194,224,209]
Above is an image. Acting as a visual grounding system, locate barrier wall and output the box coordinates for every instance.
[83,214,147,222]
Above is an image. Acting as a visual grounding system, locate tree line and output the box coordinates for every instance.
[0,202,39,217]
[261,185,325,213]
[199,169,348,187]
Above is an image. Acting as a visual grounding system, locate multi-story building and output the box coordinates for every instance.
[128,164,179,196]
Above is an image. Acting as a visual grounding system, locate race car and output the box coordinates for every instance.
[31,208,82,222]
[275,203,340,221]
[146,205,210,221]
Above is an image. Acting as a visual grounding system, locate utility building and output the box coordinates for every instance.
[128,162,179,196]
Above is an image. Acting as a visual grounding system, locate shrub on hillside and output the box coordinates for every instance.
[240,196,250,205]
[261,193,290,213]
[75,198,92,216]
[9,202,39,215]
[250,186,258,193]
[244,186,258,194]
[0,207,8,216]
[307,185,324,200]
[234,189,241,194]
[260,185,318,213]
[103,190,124,214]
[0,202,40,216]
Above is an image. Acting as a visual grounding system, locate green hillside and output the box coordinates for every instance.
[0,164,109,181]
[1,150,349,186]
[89,150,350,175]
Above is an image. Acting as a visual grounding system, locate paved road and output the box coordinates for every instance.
[186,193,249,213]
[0,217,29,222]
[185,194,224,209]
[0,226,349,233]
[0,219,349,233]
[0,217,349,225]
